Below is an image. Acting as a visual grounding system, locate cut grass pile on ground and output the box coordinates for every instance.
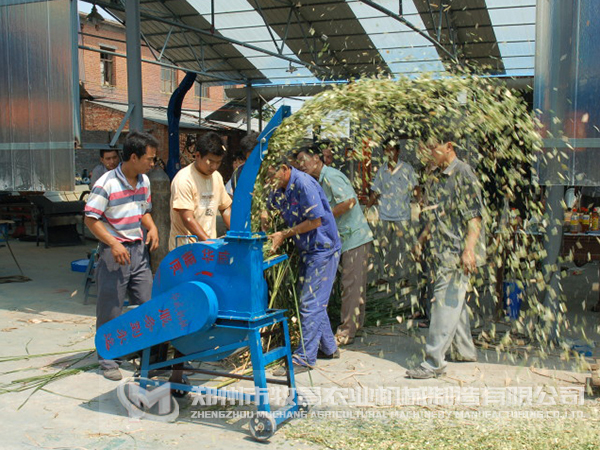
[285,405,600,450]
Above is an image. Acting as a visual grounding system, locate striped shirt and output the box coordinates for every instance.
[84,164,152,242]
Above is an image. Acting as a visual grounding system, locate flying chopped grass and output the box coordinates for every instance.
[251,72,572,361]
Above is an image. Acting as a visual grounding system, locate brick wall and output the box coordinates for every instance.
[79,16,229,113]
[77,16,244,181]
[81,101,189,163]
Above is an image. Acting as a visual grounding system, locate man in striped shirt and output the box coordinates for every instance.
[84,131,160,381]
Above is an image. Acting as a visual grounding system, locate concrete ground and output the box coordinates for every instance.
[0,239,599,449]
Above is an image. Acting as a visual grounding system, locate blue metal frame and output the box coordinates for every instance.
[137,310,300,424]
[95,106,301,438]
[166,72,197,180]
[230,105,291,235]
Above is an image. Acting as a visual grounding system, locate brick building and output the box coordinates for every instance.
[77,14,242,176]
[79,14,227,112]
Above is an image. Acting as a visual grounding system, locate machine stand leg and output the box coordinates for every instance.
[281,319,297,399]
[248,327,271,414]
[140,348,151,378]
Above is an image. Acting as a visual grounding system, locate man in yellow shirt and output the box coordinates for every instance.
[168,132,232,250]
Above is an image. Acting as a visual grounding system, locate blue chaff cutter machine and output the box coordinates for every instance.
[96,106,305,440]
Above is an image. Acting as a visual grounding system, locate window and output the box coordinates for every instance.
[161,67,177,93]
[99,47,115,87]
[194,81,209,99]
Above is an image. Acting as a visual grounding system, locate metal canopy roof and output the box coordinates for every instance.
[95,0,269,83]
[413,0,504,73]
[88,0,536,85]
[243,0,390,80]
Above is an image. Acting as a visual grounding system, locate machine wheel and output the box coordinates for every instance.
[295,393,309,412]
[249,412,277,441]
[171,375,190,398]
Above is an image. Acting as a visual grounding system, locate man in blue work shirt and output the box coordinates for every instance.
[296,144,373,346]
[264,158,341,375]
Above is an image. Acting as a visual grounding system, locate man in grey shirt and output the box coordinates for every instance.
[407,135,485,379]
[367,137,419,284]
[296,144,374,347]
[89,149,120,188]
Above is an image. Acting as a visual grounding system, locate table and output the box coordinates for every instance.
[495,230,600,312]
[28,196,85,248]
[0,219,30,283]
[562,232,600,267]
[0,198,36,235]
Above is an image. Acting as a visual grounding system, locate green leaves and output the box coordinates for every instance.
[255,73,568,357]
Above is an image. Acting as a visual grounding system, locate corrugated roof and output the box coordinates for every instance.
[91,0,537,84]
[241,0,390,79]
[413,0,504,73]
[100,0,268,83]
[89,101,227,131]
[487,0,536,75]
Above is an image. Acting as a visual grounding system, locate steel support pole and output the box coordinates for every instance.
[258,97,263,132]
[198,83,202,126]
[70,0,81,145]
[246,83,252,132]
[125,0,143,131]
[541,185,565,342]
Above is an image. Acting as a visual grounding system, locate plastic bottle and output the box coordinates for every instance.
[570,208,580,233]
[564,208,572,229]
[580,207,590,233]
[592,207,599,231]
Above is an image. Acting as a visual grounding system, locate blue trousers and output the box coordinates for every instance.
[294,250,340,366]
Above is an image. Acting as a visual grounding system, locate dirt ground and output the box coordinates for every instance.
[0,239,599,449]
